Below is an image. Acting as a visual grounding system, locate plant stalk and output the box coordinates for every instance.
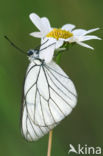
[47,130,53,156]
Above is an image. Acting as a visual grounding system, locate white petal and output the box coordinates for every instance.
[29,13,43,32]
[65,36,75,43]
[84,28,100,35]
[72,29,87,36]
[40,38,56,63]
[56,40,64,49]
[41,17,51,33]
[62,24,76,31]
[79,35,101,42]
[72,28,100,37]
[29,32,43,38]
[77,41,94,50]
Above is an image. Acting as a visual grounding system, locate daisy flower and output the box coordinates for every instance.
[29,13,101,63]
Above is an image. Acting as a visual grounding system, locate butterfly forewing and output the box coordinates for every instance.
[21,60,77,141]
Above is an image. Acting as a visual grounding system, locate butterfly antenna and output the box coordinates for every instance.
[4,36,26,55]
[34,39,49,51]
[39,40,56,52]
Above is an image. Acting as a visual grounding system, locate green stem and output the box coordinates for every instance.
[56,52,62,64]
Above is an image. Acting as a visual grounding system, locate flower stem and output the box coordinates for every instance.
[47,130,53,156]
[47,50,63,156]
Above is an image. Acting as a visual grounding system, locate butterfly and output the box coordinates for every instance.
[4,36,77,141]
[21,39,77,141]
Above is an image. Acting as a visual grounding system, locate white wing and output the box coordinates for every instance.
[21,60,77,141]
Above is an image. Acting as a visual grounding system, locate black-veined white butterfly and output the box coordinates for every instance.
[5,36,77,141]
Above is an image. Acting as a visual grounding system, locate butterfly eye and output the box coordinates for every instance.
[27,50,33,56]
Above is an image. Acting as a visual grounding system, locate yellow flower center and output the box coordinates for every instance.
[46,28,73,40]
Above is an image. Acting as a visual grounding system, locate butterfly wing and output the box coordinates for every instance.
[21,61,53,141]
[44,61,77,123]
[21,60,77,141]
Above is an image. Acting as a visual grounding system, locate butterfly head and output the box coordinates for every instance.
[27,49,40,60]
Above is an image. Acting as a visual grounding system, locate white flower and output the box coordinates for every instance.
[29,13,101,63]
[65,28,101,50]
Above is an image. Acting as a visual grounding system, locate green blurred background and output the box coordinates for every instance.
[0,0,103,155]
